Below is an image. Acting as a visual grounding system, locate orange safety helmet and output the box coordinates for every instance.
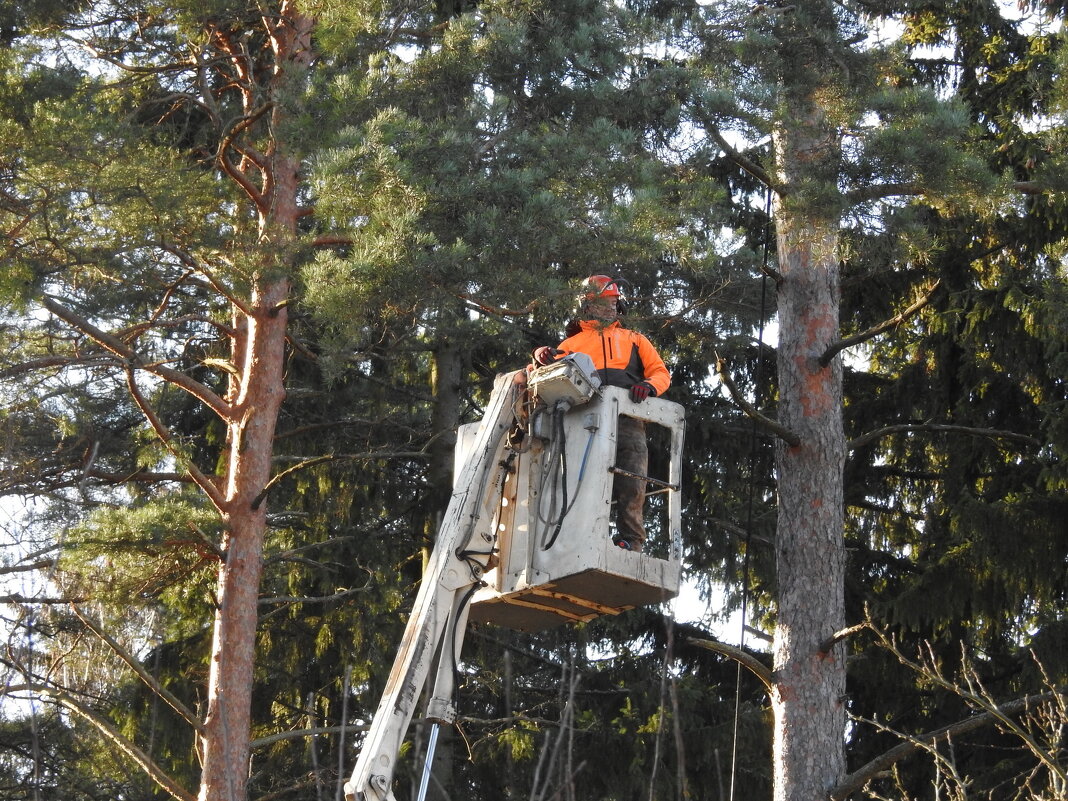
[579,274,628,315]
[582,274,622,299]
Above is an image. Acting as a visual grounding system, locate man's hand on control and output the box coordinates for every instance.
[630,381,656,403]
[532,346,563,365]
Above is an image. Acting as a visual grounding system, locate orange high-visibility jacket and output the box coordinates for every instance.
[557,320,671,397]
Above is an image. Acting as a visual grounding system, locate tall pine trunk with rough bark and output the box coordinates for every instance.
[770,194,847,801]
[769,4,848,798]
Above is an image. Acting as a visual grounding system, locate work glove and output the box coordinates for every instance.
[630,381,656,403]
[532,346,562,366]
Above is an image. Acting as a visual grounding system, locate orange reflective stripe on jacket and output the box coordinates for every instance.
[557,320,671,397]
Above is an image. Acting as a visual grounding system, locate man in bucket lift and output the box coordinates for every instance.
[532,275,671,552]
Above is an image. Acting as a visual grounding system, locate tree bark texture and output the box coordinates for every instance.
[770,106,848,801]
[199,278,289,801]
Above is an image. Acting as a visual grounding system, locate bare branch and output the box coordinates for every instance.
[819,279,942,367]
[709,516,774,548]
[124,367,228,512]
[259,583,372,606]
[217,105,273,209]
[455,291,539,318]
[849,423,1041,453]
[60,32,195,77]
[845,179,1055,206]
[157,242,254,318]
[819,621,869,654]
[251,451,429,510]
[42,296,231,420]
[0,354,118,379]
[0,560,55,576]
[832,690,1064,801]
[845,182,923,205]
[688,637,773,692]
[0,593,85,605]
[881,629,1068,788]
[70,604,205,735]
[310,235,353,248]
[14,682,196,801]
[249,723,368,750]
[286,333,318,363]
[715,355,801,447]
[745,625,774,644]
[707,125,780,192]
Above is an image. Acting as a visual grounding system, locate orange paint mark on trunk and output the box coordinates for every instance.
[798,356,833,417]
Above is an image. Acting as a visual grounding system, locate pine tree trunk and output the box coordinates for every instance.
[770,97,848,801]
[198,5,310,798]
[429,337,463,505]
[199,277,289,801]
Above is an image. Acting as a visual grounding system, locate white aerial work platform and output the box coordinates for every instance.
[345,357,685,801]
[468,356,684,631]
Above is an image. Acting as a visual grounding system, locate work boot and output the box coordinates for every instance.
[612,535,642,553]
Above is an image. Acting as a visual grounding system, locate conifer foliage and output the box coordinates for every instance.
[0,1,1065,801]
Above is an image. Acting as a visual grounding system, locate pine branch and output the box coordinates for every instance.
[117,314,236,344]
[832,689,1064,801]
[70,604,205,735]
[848,423,1041,452]
[12,682,197,801]
[455,291,540,318]
[708,124,781,192]
[688,637,773,692]
[124,367,228,512]
[157,242,255,319]
[715,355,801,447]
[42,296,231,420]
[819,279,942,367]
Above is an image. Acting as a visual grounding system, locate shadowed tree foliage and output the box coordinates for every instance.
[0,1,1065,801]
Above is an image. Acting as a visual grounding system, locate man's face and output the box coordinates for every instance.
[584,296,619,323]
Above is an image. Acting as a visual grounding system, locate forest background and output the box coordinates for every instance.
[0,1,1066,800]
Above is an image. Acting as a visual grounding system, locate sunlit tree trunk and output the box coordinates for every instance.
[198,5,310,799]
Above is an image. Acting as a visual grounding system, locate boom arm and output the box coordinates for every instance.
[344,372,522,801]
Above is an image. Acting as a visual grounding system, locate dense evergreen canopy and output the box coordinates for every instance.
[0,1,1065,800]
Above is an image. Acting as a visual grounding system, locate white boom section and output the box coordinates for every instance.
[343,371,521,801]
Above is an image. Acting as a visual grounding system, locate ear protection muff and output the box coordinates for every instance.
[611,277,630,315]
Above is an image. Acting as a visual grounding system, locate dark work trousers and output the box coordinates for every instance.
[614,415,649,548]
